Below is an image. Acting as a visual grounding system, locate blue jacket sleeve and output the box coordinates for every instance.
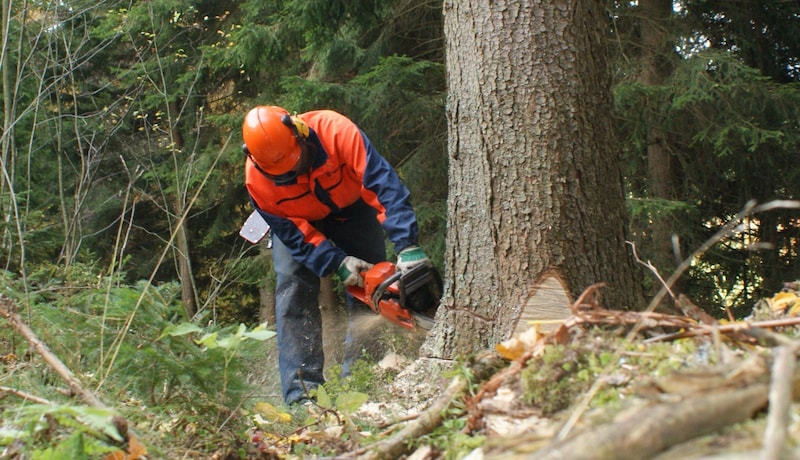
[359,130,419,253]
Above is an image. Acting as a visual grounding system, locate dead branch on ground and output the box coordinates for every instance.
[0,295,107,409]
[465,281,800,458]
[0,386,52,404]
[355,376,467,460]
[503,383,770,460]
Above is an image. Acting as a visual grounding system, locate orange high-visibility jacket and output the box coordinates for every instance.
[246,110,419,277]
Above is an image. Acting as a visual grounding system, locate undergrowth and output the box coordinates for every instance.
[1,260,739,460]
[520,328,700,416]
[0,263,275,458]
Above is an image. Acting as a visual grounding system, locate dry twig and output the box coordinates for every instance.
[355,376,467,460]
[0,295,107,409]
[0,386,51,404]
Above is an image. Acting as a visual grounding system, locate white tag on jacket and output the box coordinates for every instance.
[239,210,271,245]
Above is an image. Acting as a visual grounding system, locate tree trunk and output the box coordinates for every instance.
[319,276,346,370]
[639,0,680,287]
[168,101,197,318]
[174,208,197,318]
[0,0,13,269]
[423,0,642,358]
[258,241,276,324]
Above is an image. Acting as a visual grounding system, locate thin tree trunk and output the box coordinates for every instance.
[639,0,680,289]
[319,276,345,369]
[1,0,14,268]
[0,0,10,185]
[174,209,197,318]
[168,100,197,318]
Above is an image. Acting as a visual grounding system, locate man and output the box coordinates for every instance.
[242,105,430,405]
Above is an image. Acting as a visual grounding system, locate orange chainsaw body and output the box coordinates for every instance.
[346,261,441,330]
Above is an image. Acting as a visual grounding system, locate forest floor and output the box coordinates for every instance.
[224,285,800,460]
[6,284,800,459]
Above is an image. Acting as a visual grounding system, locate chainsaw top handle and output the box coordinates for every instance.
[371,271,403,308]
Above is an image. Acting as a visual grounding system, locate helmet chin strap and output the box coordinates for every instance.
[293,138,316,175]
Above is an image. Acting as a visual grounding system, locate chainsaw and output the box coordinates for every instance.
[347,262,443,331]
[239,211,442,330]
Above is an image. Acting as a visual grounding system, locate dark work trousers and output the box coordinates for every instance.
[271,199,386,405]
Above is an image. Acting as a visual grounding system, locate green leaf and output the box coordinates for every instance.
[241,322,276,341]
[0,428,26,445]
[215,335,240,350]
[335,392,368,414]
[195,332,219,349]
[242,329,276,341]
[315,385,332,408]
[73,407,124,442]
[158,322,202,340]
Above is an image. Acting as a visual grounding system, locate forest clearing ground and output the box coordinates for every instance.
[4,288,800,459]
[241,286,800,460]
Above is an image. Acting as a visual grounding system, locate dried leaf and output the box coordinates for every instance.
[496,337,525,360]
[102,450,125,460]
[127,434,147,459]
[496,326,541,360]
[101,434,147,460]
[768,292,798,314]
[253,402,292,424]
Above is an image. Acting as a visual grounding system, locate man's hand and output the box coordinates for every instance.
[396,246,431,273]
[337,256,373,287]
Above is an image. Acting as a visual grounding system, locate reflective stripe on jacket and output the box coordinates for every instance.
[246,110,419,277]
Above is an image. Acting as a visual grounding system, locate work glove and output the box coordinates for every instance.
[396,246,431,273]
[336,256,373,288]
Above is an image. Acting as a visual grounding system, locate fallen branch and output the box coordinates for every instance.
[643,317,800,344]
[0,386,52,404]
[374,412,420,431]
[520,383,770,460]
[762,343,799,460]
[0,295,107,409]
[356,376,467,460]
[560,286,800,344]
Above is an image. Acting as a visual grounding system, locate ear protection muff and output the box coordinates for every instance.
[293,117,309,138]
[280,114,309,139]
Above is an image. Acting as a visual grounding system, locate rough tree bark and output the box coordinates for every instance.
[423,0,643,358]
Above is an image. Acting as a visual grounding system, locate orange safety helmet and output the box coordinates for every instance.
[242,106,304,175]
